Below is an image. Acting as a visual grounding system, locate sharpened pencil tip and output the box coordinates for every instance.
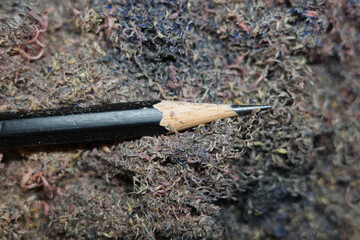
[231,104,272,115]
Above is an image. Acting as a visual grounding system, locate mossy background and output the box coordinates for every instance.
[0,0,359,239]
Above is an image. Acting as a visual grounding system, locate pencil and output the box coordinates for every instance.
[0,100,271,148]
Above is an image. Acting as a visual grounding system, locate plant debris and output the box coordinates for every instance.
[0,0,359,239]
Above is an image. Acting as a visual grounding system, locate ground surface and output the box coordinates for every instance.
[0,0,359,239]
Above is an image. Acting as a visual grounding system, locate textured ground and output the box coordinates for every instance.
[0,0,359,239]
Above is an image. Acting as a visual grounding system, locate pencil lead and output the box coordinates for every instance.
[231,104,272,115]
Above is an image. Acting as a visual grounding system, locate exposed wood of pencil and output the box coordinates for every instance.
[154,101,238,132]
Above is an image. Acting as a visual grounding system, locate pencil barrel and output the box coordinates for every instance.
[0,101,166,148]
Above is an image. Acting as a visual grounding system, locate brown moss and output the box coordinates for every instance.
[0,0,359,239]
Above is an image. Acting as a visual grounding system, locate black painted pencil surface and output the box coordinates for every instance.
[0,100,271,148]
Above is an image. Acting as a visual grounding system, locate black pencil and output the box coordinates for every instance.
[0,100,271,148]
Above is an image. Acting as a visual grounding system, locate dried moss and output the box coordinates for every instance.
[0,0,359,239]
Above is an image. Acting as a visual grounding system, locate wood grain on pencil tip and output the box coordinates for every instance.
[154,101,238,132]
